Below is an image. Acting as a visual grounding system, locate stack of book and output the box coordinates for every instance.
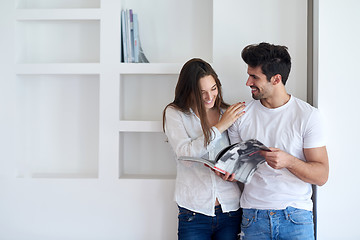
[121,9,149,63]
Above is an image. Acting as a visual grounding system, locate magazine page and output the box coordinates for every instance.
[214,139,270,183]
[178,155,217,169]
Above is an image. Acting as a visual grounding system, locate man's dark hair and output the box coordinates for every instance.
[241,42,291,85]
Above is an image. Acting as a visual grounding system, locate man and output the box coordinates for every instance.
[227,42,329,239]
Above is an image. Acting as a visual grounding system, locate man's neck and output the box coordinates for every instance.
[260,91,291,109]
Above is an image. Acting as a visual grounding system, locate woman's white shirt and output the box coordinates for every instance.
[164,106,241,216]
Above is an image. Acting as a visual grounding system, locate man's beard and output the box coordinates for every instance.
[251,87,263,100]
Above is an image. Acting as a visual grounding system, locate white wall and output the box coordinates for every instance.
[0,0,308,239]
[316,0,360,239]
[0,0,16,177]
[0,1,178,239]
[213,0,308,104]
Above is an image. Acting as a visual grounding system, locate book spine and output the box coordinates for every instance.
[129,9,135,63]
[126,9,133,63]
[122,9,149,63]
[133,13,139,63]
[121,10,128,63]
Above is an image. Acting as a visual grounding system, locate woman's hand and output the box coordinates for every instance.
[222,172,236,182]
[213,169,237,182]
[215,102,245,133]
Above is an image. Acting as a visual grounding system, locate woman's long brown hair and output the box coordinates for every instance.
[162,58,229,146]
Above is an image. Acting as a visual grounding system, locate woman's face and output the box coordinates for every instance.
[198,75,218,110]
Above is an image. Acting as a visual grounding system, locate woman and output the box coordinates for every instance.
[163,58,245,240]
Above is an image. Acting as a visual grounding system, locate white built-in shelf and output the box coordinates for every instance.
[15,63,101,74]
[120,73,178,121]
[15,63,183,74]
[117,63,182,74]
[15,74,100,179]
[16,20,100,64]
[14,0,213,179]
[15,9,101,20]
[120,0,213,63]
[16,0,100,9]
[119,132,176,179]
[118,121,162,132]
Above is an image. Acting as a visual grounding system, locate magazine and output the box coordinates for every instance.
[121,9,149,63]
[179,139,271,184]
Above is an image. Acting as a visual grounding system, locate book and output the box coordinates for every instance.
[133,13,139,63]
[125,9,133,63]
[121,10,128,62]
[120,9,149,63]
[129,9,135,63]
[133,13,149,63]
[138,42,149,63]
[179,139,271,184]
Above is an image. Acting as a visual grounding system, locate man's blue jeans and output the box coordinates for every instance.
[240,207,314,240]
[177,205,241,240]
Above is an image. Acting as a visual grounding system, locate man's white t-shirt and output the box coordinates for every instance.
[228,95,326,211]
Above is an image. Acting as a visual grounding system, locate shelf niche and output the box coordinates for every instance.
[120,74,178,121]
[119,132,176,179]
[120,0,213,63]
[15,74,100,178]
[16,20,100,63]
[17,0,100,9]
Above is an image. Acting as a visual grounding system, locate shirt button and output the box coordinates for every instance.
[270,212,275,216]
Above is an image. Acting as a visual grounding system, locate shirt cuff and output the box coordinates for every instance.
[211,126,222,142]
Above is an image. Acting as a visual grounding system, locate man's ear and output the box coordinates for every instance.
[272,74,282,85]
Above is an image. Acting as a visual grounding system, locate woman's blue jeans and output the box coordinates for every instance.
[241,207,314,240]
[178,205,241,240]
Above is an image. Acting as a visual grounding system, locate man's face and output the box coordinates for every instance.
[246,66,272,100]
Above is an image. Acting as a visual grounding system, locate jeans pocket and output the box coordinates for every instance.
[178,207,197,222]
[241,210,255,228]
[228,208,242,218]
[288,209,313,225]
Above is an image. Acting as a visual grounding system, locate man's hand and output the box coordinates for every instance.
[260,146,329,186]
[260,148,295,169]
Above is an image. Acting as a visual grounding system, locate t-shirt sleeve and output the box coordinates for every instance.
[303,109,326,149]
[227,118,242,145]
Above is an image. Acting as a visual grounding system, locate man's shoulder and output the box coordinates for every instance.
[245,99,257,105]
[291,96,318,113]
[229,99,258,130]
[244,99,258,110]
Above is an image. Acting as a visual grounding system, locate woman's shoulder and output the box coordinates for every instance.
[165,105,191,118]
